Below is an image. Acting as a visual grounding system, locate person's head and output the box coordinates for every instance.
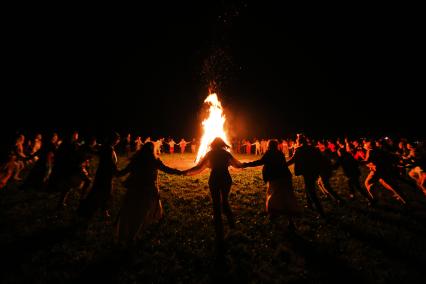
[142,141,154,151]
[51,133,59,144]
[210,137,230,150]
[296,134,307,146]
[88,136,97,146]
[406,141,416,151]
[133,141,156,162]
[72,131,79,142]
[267,139,279,151]
[363,140,374,151]
[16,134,25,145]
[107,132,121,147]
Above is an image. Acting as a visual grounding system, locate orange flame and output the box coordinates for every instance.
[195,93,231,163]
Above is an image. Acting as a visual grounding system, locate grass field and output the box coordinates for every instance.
[1,153,426,283]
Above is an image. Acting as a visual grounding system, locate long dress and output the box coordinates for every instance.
[245,150,301,216]
[116,158,180,243]
[78,145,118,218]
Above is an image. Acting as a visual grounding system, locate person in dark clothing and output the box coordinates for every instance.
[21,133,58,190]
[336,146,373,202]
[77,132,120,222]
[316,147,346,203]
[183,137,244,251]
[287,135,326,217]
[47,131,80,190]
[47,131,83,207]
[363,140,406,204]
[242,140,301,231]
[115,142,182,245]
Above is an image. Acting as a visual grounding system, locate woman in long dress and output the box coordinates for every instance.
[115,142,182,245]
[183,137,244,250]
[243,140,301,230]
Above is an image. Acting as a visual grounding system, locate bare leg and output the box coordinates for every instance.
[210,187,224,246]
[379,178,406,204]
[221,188,235,229]
[364,171,376,201]
[317,176,330,196]
[304,176,325,217]
[349,175,373,201]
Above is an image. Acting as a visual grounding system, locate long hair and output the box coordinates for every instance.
[267,139,279,152]
[131,142,156,165]
[210,137,230,150]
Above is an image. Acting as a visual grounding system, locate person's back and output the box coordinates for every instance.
[124,155,159,188]
[294,144,321,177]
[338,149,360,177]
[206,148,233,187]
[261,150,292,182]
[94,144,116,181]
[208,148,232,171]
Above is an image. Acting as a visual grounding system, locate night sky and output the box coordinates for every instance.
[3,2,423,140]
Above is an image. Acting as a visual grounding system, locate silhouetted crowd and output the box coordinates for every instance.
[1,131,425,252]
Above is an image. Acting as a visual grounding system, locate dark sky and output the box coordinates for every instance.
[3,2,423,139]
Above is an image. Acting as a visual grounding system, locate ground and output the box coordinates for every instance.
[1,153,426,283]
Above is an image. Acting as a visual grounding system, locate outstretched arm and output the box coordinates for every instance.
[230,155,244,168]
[158,159,183,175]
[116,163,132,177]
[242,158,264,168]
[286,157,294,165]
[183,156,208,176]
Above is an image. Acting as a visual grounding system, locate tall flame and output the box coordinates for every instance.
[195,93,231,163]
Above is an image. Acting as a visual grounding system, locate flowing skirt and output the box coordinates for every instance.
[266,177,302,216]
[116,183,163,243]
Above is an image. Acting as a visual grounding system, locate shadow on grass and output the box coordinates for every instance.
[346,203,426,236]
[327,215,426,278]
[286,231,366,283]
[0,222,83,281]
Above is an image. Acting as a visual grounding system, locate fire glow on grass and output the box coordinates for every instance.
[195,93,231,163]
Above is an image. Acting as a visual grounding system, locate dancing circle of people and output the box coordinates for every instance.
[1,131,425,252]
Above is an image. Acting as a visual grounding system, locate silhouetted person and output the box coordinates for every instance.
[403,142,426,196]
[243,140,301,231]
[124,133,132,157]
[0,153,18,189]
[30,133,43,156]
[78,132,120,222]
[22,133,58,190]
[134,136,143,152]
[13,134,27,181]
[115,142,182,245]
[363,140,406,204]
[288,135,325,217]
[316,146,345,203]
[48,131,79,187]
[336,146,373,203]
[47,131,81,207]
[184,137,244,251]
